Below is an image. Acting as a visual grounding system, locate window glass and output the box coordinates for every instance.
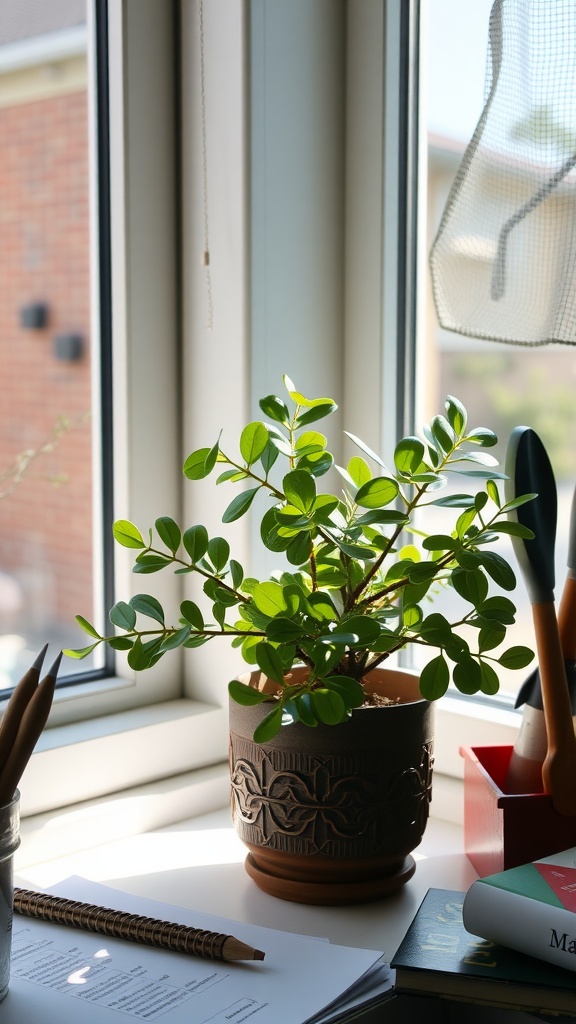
[0,0,102,689]
[424,0,576,698]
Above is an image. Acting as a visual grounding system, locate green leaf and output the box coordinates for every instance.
[183,525,209,563]
[334,616,381,645]
[253,704,284,742]
[260,441,279,474]
[75,615,102,639]
[266,617,306,643]
[223,487,259,524]
[355,476,399,509]
[498,646,535,670]
[260,506,292,553]
[229,559,244,589]
[228,679,273,706]
[216,468,244,484]
[487,479,501,505]
[110,601,137,631]
[430,415,455,453]
[479,661,500,695]
[403,604,422,628]
[479,551,517,591]
[355,509,409,526]
[296,402,337,427]
[445,395,467,435]
[477,595,516,624]
[155,516,181,553]
[501,493,537,513]
[452,660,482,694]
[286,532,313,566]
[252,581,290,617]
[63,642,100,659]
[183,441,219,480]
[255,642,286,686]
[430,493,477,508]
[297,450,334,477]
[344,431,388,470]
[160,626,192,652]
[180,600,204,630]
[394,437,425,475]
[456,508,478,538]
[130,593,165,624]
[324,675,365,710]
[259,394,290,424]
[295,430,327,455]
[240,422,269,465]
[310,688,347,724]
[420,613,452,644]
[347,456,372,488]
[108,637,134,651]
[419,656,450,700]
[422,534,457,552]
[309,643,344,676]
[466,428,498,447]
[133,554,172,574]
[113,520,145,549]
[478,623,506,652]
[492,520,534,539]
[283,470,316,514]
[127,637,150,671]
[293,693,318,727]
[207,536,230,571]
[451,568,488,607]
[306,591,338,622]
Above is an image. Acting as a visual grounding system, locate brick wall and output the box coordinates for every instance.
[0,87,94,645]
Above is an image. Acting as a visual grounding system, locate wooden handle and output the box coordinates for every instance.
[533,602,576,815]
[558,574,576,661]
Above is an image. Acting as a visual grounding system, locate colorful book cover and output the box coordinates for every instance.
[391,888,576,1016]
[463,847,576,972]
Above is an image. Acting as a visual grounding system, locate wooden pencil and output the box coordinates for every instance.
[0,644,48,777]
[13,888,265,962]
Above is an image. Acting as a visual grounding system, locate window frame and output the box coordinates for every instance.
[18,0,523,834]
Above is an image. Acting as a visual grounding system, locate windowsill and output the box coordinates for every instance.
[16,802,477,963]
[17,698,229,819]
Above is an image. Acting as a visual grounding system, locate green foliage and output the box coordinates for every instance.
[64,379,535,741]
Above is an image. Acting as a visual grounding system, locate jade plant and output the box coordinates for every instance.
[65,377,534,740]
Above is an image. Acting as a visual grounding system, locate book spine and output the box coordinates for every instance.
[463,882,576,973]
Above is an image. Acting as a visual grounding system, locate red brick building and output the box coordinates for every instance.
[0,1,93,681]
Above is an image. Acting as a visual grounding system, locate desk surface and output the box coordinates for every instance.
[16,809,478,963]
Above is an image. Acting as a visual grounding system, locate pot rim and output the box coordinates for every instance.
[236,665,428,707]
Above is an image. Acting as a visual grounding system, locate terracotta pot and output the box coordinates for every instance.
[229,668,434,904]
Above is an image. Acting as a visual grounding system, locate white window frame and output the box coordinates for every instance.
[18,0,523,845]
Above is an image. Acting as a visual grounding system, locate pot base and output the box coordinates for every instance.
[244,852,416,905]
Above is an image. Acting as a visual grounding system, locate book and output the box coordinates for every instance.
[390,888,576,1017]
[463,846,576,975]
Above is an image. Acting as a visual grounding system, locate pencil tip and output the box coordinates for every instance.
[254,950,265,961]
[32,644,49,673]
[45,650,63,681]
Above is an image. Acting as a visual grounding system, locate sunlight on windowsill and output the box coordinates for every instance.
[18,825,247,890]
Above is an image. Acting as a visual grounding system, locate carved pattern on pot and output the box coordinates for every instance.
[229,739,434,858]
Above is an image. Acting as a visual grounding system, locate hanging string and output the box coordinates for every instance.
[199,0,213,330]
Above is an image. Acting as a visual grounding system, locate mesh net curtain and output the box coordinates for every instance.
[430,0,576,346]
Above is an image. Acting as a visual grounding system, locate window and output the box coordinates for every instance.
[16,0,539,837]
[0,1,100,688]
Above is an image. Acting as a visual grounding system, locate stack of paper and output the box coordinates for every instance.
[4,877,393,1024]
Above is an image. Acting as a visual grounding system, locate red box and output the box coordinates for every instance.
[460,744,576,877]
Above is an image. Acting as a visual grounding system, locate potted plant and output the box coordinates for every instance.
[65,377,534,903]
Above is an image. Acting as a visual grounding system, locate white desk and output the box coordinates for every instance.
[14,812,539,1023]
[16,810,475,960]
